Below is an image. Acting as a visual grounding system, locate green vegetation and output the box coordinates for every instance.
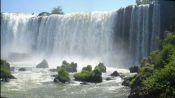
[123,32,175,97]
[94,63,106,73]
[0,59,15,81]
[74,68,102,83]
[54,68,70,83]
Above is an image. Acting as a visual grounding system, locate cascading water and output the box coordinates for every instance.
[1,4,160,67]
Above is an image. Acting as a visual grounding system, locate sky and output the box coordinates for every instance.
[1,0,136,13]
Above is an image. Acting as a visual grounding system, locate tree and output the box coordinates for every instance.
[51,6,64,14]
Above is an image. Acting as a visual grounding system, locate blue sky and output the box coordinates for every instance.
[1,0,136,13]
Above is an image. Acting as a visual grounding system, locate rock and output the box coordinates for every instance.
[74,68,102,83]
[110,71,120,77]
[80,82,88,85]
[106,77,113,81]
[129,66,139,73]
[51,75,58,77]
[0,59,16,82]
[36,59,49,68]
[82,65,92,71]
[61,60,77,72]
[18,68,26,71]
[122,76,133,86]
[94,62,106,73]
[54,68,70,83]
[54,78,59,83]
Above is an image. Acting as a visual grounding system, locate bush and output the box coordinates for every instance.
[143,61,175,97]
[0,59,15,81]
[74,68,102,83]
[54,68,70,83]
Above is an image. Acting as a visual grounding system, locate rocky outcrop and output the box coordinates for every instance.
[18,68,26,71]
[110,71,120,77]
[36,59,49,68]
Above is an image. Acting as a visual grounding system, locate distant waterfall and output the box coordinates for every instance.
[1,4,160,67]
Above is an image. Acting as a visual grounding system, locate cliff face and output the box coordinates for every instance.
[160,0,175,36]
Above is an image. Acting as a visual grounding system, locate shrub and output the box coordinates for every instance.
[55,68,70,83]
[74,68,102,83]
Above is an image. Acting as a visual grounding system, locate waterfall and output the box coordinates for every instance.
[1,4,160,67]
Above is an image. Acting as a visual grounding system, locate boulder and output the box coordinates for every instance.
[82,65,92,71]
[122,76,133,86]
[80,82,88,85]
[94,62,106,73]
[110,71,120,77]
[36,59,49,68]
[106,77,113,81]
[18,68,26,71]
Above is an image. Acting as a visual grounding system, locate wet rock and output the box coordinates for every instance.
[122,76,133,86]
[110,71,120,77]
[51,74,58,77]
[80,82,88,85]
[106,77,113,81]
[18,68,26,71]
[36,59,49,68]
